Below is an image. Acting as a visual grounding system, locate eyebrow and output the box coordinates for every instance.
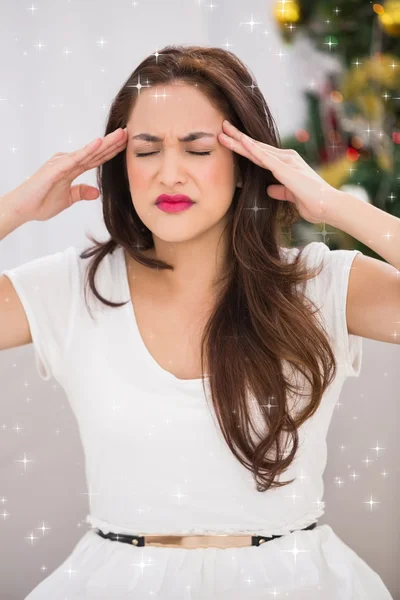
[131,131,216,143]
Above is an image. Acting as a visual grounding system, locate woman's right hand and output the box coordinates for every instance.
[4,127,128,223]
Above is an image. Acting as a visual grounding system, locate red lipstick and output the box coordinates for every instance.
[155,194,195,213]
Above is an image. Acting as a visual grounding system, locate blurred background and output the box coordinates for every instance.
[0,0,399,598]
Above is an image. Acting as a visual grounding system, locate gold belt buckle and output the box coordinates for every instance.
[144,534,253,549]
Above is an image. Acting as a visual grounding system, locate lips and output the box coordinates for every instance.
[156,194,194,204]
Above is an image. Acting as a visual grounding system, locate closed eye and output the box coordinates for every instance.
[135,151,212,157]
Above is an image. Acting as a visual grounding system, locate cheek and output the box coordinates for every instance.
[204,163,221,184]
[127,161,150,190]
[204,157,233,188]
[212,157,236,192]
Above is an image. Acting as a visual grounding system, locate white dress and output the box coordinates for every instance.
[3,241,393,599]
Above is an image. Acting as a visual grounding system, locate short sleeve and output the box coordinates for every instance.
[305,242,363,378]
[2,246,78,381]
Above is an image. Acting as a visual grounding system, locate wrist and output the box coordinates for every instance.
[0,192,30,240]
[324,189,359,230]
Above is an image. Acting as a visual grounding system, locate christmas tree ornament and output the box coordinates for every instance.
[273,0,301,29]
[377,0,400,36]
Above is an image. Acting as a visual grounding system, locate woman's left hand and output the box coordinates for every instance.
[219,120,343,225]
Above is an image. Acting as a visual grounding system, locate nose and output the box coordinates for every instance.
[157,149,188,188]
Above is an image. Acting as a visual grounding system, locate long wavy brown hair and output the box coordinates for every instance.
[80,44,336,492]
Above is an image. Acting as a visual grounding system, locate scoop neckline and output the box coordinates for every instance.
[119,246,210,388]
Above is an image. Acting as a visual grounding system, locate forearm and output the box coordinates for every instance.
[0,193,29,241]
[326,191,400,271]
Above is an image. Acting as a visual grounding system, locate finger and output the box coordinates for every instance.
[222,121,294,157]
[82,128,128,163]
[240,135,295,164]
[60,130,128,177]
[85,137,128,170]
[266,184,294,201]
[73,128,127,165]
[219,133,266,168]
[239,135,289,171]
[219,130,292,169]
[69,184,99,205]
[220,131,288,178]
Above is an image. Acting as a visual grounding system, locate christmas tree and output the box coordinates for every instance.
[274,0,400,258]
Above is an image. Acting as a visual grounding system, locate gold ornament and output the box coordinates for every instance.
[317,155,354,191]
[273,0,301,26]
[340,53,400,121]
[378,0,400,36]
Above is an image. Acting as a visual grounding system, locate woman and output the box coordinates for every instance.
[1,44,396,599]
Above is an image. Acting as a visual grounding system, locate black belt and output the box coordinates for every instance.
[95,521,318,548]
